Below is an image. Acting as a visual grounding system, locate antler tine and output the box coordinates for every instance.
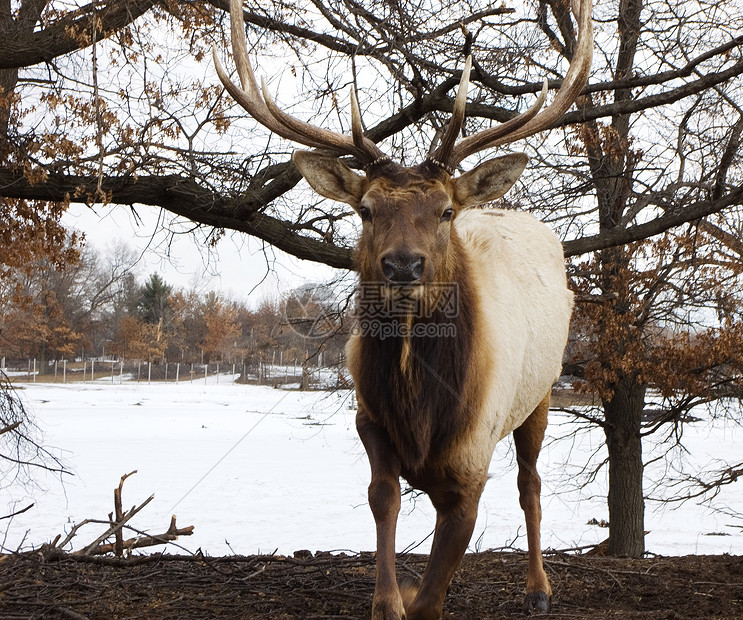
[430,75,548,172]
[350,87,366,152]
[428,56,472,170]
[214,0,387,164]
[214,49,315,148]
[441,0,593,168]
[228,0,258,96]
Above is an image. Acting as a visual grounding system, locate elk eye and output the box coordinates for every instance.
[358,205,372,222]
[440,207,454,222]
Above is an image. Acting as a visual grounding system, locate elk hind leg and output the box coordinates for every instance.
[513,392,552,613]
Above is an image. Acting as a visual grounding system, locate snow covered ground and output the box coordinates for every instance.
[3,381,741,557]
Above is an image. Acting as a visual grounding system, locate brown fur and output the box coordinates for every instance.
[350,164,483,476]
[354,165,454,284]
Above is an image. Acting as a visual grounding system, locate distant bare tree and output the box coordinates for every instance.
[0,243,139,365]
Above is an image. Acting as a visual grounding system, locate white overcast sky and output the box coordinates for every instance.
[62,201,340,307]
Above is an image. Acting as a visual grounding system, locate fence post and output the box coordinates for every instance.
[148,362,152,384]
[204,364,208,385]
[111,360,115,384]
[33,358,36,383]
[63,359,67,383]
[91,359,95,383]
[175,363,180,383]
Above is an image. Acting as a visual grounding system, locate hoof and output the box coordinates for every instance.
[523,590,550,615]
[372,601,406,620]
[372,591,406,620]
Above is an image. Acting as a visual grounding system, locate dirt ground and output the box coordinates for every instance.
[1,549,741,619]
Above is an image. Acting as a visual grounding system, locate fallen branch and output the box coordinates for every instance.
[54,520,91,550]
[112,471,135,556]
[48,472,194,557]
[75,493,155,556]
[91,515,194,555]
[52,606,90,620]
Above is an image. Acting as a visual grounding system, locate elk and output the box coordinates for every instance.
[215,0,592,617]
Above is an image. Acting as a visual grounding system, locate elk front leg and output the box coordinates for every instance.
[357,410,404,620]
[404,487,481,620]
[513,392,552,613]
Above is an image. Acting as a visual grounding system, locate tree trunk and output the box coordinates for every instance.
[602,377,646,557]
[38,343,51,376]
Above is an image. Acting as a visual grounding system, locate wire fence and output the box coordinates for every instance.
[1,357,351,391]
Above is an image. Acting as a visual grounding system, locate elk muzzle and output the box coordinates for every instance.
[381,251,425,283]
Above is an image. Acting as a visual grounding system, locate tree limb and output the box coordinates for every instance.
[3,167,742,266]
[0,421,22,436]
[0,168,355,269]
[563,185,743,257]
[558,59,743,128]
[0,0,157,69]
[0,502,34,521]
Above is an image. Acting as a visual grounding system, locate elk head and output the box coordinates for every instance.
[214,0,592,286]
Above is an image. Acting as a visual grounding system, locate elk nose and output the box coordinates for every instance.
[381,252,424,282]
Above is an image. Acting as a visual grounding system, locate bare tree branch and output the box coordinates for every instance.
[563,186,743,257]
[0,168,355,268]
[0,0,157,69]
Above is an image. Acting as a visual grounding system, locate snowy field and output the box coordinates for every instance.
[3,381,742,557]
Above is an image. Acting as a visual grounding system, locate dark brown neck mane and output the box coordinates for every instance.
[353,235,478,475]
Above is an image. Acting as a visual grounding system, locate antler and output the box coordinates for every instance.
[213,0,388,166]
[429,0,593,171]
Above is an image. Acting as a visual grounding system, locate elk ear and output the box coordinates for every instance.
[451,153,528,208]
[293,151,366,206]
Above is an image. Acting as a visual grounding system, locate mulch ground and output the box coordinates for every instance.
[1,549,741,619]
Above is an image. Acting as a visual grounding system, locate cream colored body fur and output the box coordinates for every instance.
[440,208,573,479]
